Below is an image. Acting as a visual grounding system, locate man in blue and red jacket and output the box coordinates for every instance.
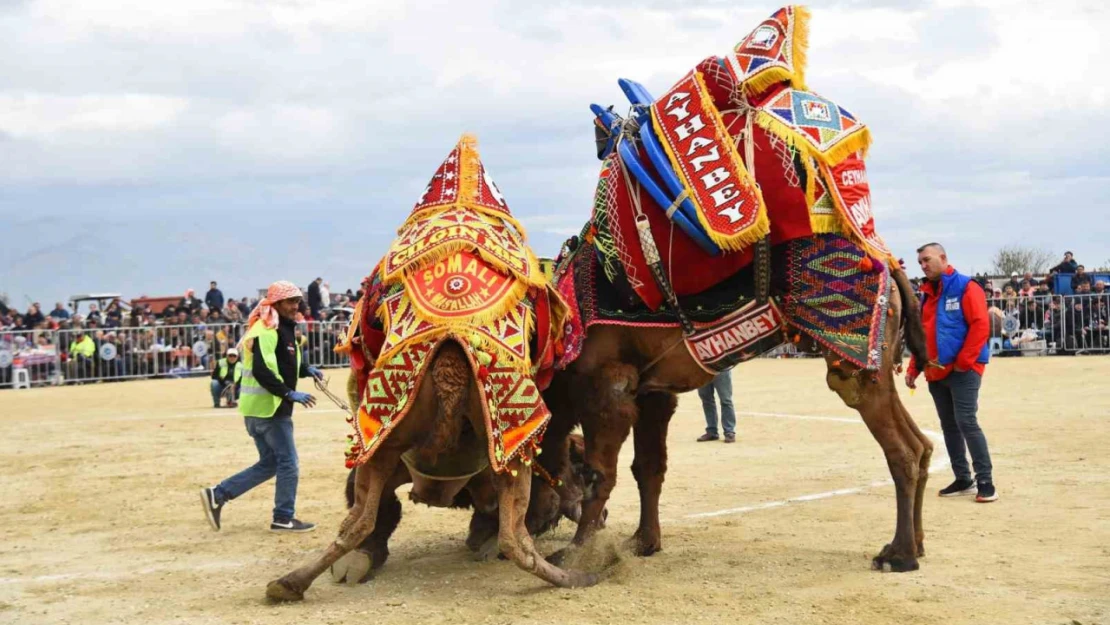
[906,243,998,503]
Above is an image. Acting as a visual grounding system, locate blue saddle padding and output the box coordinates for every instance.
[590,103,622,160]
[617,78,717,253]
[616,138,720,256]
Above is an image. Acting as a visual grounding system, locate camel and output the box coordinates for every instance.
[545,267,933,573]
[265,134,600,601]
[265,342,599,601]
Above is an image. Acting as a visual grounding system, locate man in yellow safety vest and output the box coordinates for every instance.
[209,347,243,408]
[199,281,324,533]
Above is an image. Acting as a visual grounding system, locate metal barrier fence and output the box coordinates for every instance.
[987,293,1110,356]
[3,294,1108,390]
[0,320,351,389]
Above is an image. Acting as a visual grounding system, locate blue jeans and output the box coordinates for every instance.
[209,380,239,407]
[928,370,993,485]
[697,371,736,436]
[214,417,299,522]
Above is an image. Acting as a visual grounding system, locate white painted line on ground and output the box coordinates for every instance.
[674,408,950,521]
[2,409,948,586]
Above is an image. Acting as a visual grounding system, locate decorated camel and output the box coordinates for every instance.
[536,5,933,573]
[265,135,599,602]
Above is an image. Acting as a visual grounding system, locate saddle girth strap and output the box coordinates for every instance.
[755,236,771,305]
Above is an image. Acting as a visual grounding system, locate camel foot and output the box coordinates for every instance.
[871,544,919,573]
[545,547,574,567]
[265,577,305,603]
[629,530,661,557]
[917,540,926,558]
[330,550,375,585]
[472,536,501,562]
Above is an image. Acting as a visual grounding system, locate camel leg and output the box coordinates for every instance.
[557,367,639,559]
[496,464,599,588]
[337,463,372,537]
[629,391,677,556]
[330,467,409,584]
[893,391,933,557]
[825,356,922,572]
[265,449,400,601]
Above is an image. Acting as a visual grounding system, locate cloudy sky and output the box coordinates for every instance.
[1,0,1108,306]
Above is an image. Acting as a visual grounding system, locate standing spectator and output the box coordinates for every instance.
[1005,272,1022,294]
[906,243,997,503]
[1022,271,1038,287]
[104,301,123,328]
[307,278,323,318]
[1049,251,1079,275]
[1018,280,1036,298]
[319,282,331,310]
[49,302,71,320]
[86,303,102,324]
[67,329,97,380]
[696,371,736,443]
[206,281,225,312]
[1018,297,1042,331]
[237,299,251,317]
[1071,265,1093,292]
[23,304,45,329]
[180,289,204,315]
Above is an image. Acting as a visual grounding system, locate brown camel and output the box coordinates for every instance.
[545,267,933,573]
[328,433,600,584]
[265,341,599,602]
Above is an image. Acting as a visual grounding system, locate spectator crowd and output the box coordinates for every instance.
[910,251,1110,353]
[0,277,361,387]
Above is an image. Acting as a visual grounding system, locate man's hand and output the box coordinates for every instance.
[287,391,317,408]
[307,366,325,381]
[904,371,917,390]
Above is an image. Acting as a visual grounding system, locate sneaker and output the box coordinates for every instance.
[938,479,976,497]
[200,487,224,531]
[696,433,719,442]
[723,433,736,443]
[975,482,998,503]
[270,519,316,533]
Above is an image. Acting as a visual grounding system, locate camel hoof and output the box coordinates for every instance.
[917,541,926,558]
[330,550,374,585]
[265,578,305,603]
[630,531,661,557]
[545,547,572,567]
[567,571,601,588]
[871,553,919,573]
[471,536,500,562]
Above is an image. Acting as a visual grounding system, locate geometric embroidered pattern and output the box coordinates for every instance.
[785,234,889,370]
[726,6,811,97]
[756,87,871,167]
[348,336,550,473]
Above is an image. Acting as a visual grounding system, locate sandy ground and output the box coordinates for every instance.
[1,358,1107,625]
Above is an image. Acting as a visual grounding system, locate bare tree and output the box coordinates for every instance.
[990,245,1054,275]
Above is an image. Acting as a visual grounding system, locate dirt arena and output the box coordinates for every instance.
[1,358,1107,625]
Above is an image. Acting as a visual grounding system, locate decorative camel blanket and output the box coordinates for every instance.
[586,5,893,314]
[342,135,568,472]
[553,233,889,372]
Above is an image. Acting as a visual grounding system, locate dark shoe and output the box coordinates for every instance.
[696,433,719,442]
[975,482,998,503]
[723,433,736,443]
[938,479,976,497]
[200,487,224,531]
[271,519,316,533]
